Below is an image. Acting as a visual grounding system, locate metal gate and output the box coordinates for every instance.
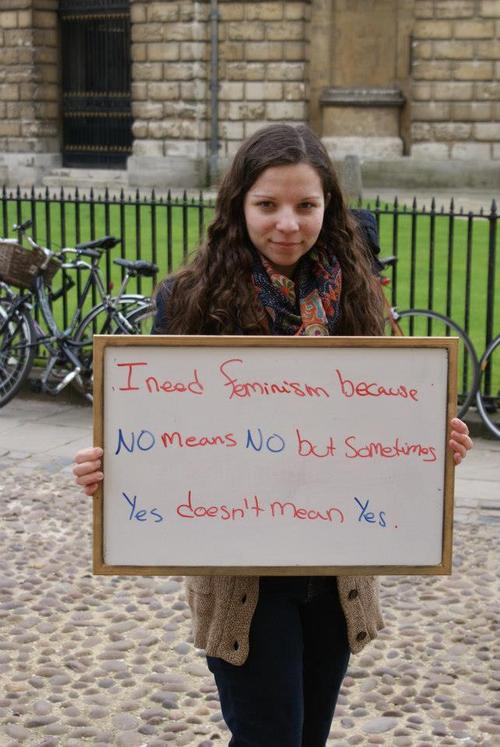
[59,0,132,169]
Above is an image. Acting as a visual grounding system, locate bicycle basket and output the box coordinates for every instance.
[0,241,60,290]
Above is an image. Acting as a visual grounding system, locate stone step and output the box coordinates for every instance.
[42,168,127,192]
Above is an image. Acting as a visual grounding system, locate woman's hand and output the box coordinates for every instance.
[73,447,104,496]
[449,418,473,466]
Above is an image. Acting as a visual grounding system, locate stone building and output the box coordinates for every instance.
[0,0,499,190]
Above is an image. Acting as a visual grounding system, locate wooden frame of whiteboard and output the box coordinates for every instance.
[93,335,457,577]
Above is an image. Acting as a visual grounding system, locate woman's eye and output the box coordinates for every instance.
[299,202,316,209]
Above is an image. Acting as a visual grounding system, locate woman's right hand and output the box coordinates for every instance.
[73,447,104,496]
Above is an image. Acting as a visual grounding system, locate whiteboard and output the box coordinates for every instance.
[93,336,457,576]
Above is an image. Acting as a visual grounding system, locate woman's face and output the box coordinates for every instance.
[243,162,326,278]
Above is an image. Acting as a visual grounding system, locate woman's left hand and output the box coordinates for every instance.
[449,417,473,465]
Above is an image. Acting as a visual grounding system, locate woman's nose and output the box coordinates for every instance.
[275,209,299,232]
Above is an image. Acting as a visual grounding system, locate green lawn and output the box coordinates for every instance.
[2,195,498,399]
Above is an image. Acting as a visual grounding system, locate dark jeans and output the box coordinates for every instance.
[207,576,350,747]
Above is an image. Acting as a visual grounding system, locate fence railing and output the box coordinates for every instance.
[1,185,498,402]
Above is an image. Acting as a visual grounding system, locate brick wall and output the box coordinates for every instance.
[1,0,499,187]
[411,0,500,160]
[0,0,59,157]
[0,0,60,185]
[130,0,210,166]
[129,0,309,184]
[217,1,308,160]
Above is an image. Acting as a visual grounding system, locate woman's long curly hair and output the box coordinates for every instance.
[160,123,384,335]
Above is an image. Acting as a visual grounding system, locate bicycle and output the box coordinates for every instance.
[475,335,499,438]
[380,256,480,419]
[0,222,157,406]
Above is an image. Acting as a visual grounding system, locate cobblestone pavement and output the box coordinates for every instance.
[0,396,499,746]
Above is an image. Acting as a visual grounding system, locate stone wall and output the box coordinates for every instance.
[411,0,500,161]
[217,1,308,160]
[128,0,210,187]
[0,0,61,184]
[0,0,499,188]
[128,0,309,187]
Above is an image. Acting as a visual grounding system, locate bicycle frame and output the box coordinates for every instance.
[0,222,155,402]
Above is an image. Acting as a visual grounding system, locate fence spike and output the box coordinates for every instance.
[151,188,156,201]
[449,197,454,213]
[430,197,436,213]
[490,198,497,215]
[412,196,417,211]
[119,188,125,202]
[393,195,399,209]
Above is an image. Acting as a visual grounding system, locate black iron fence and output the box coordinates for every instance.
[1,185,498,401]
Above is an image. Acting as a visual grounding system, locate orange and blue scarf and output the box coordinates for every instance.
[251,248,342,336]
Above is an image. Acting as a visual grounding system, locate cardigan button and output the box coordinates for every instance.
[233,641,239,651]
[241,594,247,604]
[348,589,358,600]
[356,631,367,642]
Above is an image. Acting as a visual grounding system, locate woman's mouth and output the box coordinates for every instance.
[270,241,301,248]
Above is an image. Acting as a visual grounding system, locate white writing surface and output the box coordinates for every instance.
[94,336,456,575]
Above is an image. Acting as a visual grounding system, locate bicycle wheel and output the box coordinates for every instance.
[0,300,36,407]
[71,300,144,401]
[387,308,480,419]
[476,336,499,438]
[125,304,156,335]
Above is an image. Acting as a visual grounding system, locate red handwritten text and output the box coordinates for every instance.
[335,369,418,401]
[219,358,330,400]
[345,435,437,462]
[115,361,204,395]
[176,491,345,523]
[177,490,265,520]
[296,429,336,458]
[117,361,147,391]
[269,499,344,523]
[161,431,237,448]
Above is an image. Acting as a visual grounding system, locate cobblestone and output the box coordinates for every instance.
[0,397,498,745]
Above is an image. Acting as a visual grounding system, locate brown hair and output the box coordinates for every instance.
[159,123,384,335]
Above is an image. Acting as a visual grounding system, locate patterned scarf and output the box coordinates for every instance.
[251,248,342,336]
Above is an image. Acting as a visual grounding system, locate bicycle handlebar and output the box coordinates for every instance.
[12,219,32,233]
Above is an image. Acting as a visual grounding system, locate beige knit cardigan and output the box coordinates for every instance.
[185,575,384,666]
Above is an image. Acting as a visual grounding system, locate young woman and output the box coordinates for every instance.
[74,124,472,747]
